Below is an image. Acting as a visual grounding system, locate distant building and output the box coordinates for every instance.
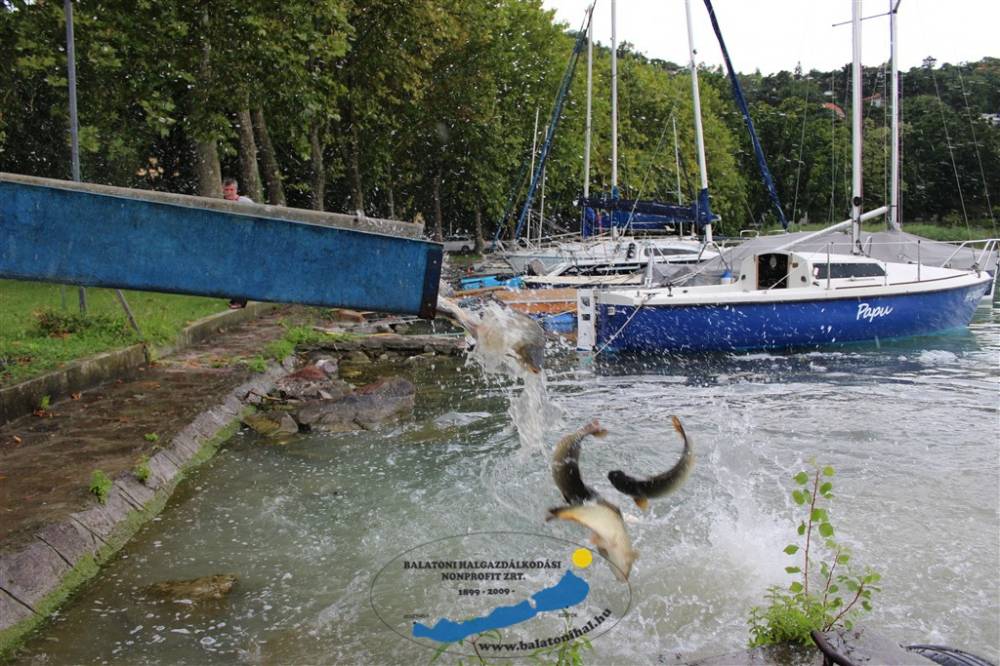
[980,113,1000,127]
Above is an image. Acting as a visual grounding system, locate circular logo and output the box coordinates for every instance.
[370,531,632,659]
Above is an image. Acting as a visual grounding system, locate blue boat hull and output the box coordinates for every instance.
[597,281,990,353]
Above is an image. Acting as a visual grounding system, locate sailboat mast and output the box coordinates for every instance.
[684,0,711,243]
[611,0,618,192]
[851,0,863,252]
[889,0,901,230]
[583,5,593,202]
[673,115,683,206]
[528,107,541,244]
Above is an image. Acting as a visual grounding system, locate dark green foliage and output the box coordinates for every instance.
[33,308,131,341]
[1,2,994,236]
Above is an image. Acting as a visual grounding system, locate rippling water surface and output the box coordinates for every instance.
[17,306,999,665]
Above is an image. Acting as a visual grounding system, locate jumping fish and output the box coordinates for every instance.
[607,415,694,511]
[551,419,608,504]
[437,295,545,374]
[547,501,637,583]
[548,420,636,582]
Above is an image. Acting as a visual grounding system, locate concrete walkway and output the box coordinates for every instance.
[0,308,293,551]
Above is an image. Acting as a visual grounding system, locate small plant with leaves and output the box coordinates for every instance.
[143,432,159,443]
[134,455,151,484]
[530,611,593,666]
[89,469,113,504]
[33,394,53,417]
[748,464,881,647]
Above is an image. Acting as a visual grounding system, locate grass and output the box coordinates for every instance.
[759,219,997,242]
[0,280,229,386]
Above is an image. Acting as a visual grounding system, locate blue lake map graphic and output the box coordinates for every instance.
[412,570,590,643]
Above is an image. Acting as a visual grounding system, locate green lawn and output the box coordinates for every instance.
[0,280,229,386]
[759,220,997,242]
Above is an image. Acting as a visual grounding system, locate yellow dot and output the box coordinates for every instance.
[572,548,593,569]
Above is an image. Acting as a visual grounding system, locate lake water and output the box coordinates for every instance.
[15,305,999,665]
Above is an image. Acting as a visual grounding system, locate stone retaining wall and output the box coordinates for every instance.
[0,361,287,654]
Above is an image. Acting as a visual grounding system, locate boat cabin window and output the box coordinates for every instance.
[757,253,788,289]
[813,263,886,279]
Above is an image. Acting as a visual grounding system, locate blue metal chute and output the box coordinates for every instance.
[509,9,594,242]
[702,0,788,230]
[0,173,442,318]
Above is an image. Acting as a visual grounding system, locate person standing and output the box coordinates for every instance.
[222,177,252,308]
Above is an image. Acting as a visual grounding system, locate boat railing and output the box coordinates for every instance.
[939,237,1000,272]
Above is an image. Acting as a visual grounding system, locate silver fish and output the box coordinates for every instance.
[547,501,637,582]
[551,419,607,504]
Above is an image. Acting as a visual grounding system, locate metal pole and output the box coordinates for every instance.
[850,0,863,253]
[539,162,546,245]
[684,0,711,243]
[64,0,86,314]
[528,107,540,245]
[583,7,593,203]
[889,0,901,230]
[827,244,832,290]
[673,114,683,205]
[610,0,618,190]
[65,0,141,335]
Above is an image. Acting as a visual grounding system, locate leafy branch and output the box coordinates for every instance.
[748,463,881,647]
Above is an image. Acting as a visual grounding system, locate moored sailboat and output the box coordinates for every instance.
[579,0,993,354]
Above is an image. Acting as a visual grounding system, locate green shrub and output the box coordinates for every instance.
[143,432,159,443]
[89,470,113,504]
[33,308,130,340]
[243,355,268,373]
[748,464,880,647]
[134,456,151,484]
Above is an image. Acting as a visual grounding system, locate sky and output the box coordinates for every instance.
[541,0,999,74]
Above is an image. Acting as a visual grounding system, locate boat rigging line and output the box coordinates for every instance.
[956,70,997,233]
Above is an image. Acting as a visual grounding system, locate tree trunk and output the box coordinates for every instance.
[194,9,221,198]
[349,122,364,213]
[433,170,444,241]
[309,120,325,211]
[253,108,285,206]
[237,108,263,202]
[474,206,485,254]
[387,184,395,219]
[195,139,222,198]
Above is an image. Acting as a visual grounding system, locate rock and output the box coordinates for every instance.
[273,361,350,401]
[276,413,299,437]
[343,350,370,365]
[393,324,411,335]
[242,413,284,437]
[294,376,416,432]
[145,574,238,603]
[241,412,299,440]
